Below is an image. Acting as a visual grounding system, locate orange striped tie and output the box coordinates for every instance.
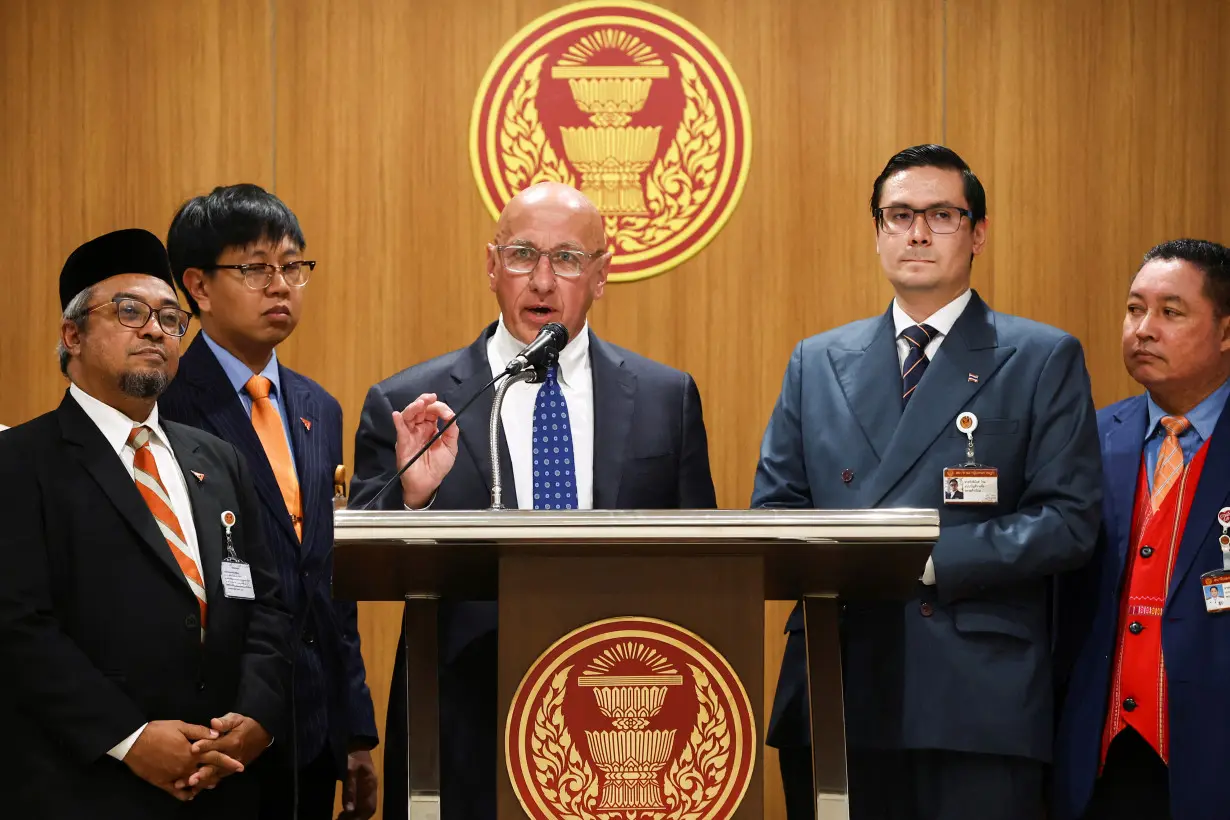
[1151,415,1191,511]
[127,425,207,637]
[245,375,302,540]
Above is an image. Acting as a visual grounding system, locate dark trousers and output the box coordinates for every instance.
[258,749,339,820]
[1080,727,1170,820]
[779,745,1044,820]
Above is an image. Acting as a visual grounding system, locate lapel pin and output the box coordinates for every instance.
[301,417,311,432]
[968,373,979,383]
[191,471,206,483]
[841,469,854,484]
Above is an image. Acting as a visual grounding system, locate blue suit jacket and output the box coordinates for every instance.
[160,338,378,772]
[753,291,1102,761]
[1053,392,1230,820]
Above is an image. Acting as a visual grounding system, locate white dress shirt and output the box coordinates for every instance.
[69,382,202,761]
[891,288,972,369]
[890,289,972,587]
[486,317,595,510]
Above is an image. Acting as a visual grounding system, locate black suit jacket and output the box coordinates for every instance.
[350,323,716,819]
[160,338,378,774]
[0,394,293,820]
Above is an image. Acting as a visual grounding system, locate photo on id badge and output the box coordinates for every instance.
[944,411,998,505]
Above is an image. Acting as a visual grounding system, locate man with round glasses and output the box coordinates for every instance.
[754,145,1102,819]
[350,180,717,819]
[160,185,379,820]
[0,228,292,817]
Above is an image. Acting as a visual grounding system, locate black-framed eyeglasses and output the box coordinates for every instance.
[493,244,603,278]
[86,297,191,337]
[875,206,974,235]
[211,260,315,290]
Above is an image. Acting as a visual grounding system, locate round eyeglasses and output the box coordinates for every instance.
[86,297,192,337]
[211,260,315,290]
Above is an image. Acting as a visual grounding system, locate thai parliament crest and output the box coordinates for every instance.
[505,617,755,820]
[470,1,752,282]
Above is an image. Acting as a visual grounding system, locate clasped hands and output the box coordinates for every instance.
[124,713,270,801]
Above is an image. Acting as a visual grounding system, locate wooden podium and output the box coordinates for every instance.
[333,508,938,820]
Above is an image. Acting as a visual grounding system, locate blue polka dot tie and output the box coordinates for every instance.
[532,367,578,510]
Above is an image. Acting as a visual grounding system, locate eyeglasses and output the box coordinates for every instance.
[875,206,974,235]
[86,297,192,337]
[211,260,315,290]
[493,244,603,278]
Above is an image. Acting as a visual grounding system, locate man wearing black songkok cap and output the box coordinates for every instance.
[0,228,292,819]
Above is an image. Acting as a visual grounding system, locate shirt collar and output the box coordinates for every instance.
[892,288,973,340]
[201,331,282,399]
[68,381,168,455]
[491,317,591,387]
[1145,376,1230,443]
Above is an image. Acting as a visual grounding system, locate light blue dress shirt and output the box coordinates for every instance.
[1143,377,1230,490]
[199,331,297,472]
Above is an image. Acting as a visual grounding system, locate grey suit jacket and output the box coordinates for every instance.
[753,290,1102,761]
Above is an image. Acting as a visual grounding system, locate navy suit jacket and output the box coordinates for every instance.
[1054,391,1230,820]
[753,291,1102,761]
[350,322,716,820]
[160,338,377,773]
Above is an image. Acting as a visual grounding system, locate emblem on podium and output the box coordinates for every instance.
[470,1,752,282]
[506,616,755,820]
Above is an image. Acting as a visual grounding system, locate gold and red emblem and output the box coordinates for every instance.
[506,616,755,820]
[470,1,752,282]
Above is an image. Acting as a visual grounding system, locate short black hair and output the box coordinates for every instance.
[870,144,987,228]
[1140,239,1230,317]
[167,184,306,315]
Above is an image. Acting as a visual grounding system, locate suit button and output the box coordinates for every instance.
[197,681,206,692]
[184,615,198,630]
[1123,697,1137,712]
[919,603,934,617]
[1140,546,1154,558]
[301,570,309,579]
[1129,621,1144,635]
[303,631,316,646]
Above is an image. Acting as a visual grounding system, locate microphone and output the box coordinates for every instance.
[502,322,569,376]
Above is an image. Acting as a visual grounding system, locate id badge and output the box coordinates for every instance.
[219,510,254,600]
[1201,570,1230,615]
[944,412,998,505]
[221,558,256,600]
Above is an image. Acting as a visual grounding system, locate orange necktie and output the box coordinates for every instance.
[1151,415,1191,511]
[245,375,303,540]
[127,425,207,638]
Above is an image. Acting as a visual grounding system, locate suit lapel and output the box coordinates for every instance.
[448,325,515,504]
[1168,391,1230,600]
[163,423,225,603]
[282,368,321,553]
[590,332,636,510]
[1103,398,1149,578]
[180,339,298,544]
[828,310,902,461]
[56,396,193,594]
[864,292,1016,508]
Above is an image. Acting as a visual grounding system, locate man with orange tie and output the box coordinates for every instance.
[1054,239,1230,820]
[0,228,291,817]
[160,185,379,820]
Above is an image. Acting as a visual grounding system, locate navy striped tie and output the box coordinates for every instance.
[900,323,938,406]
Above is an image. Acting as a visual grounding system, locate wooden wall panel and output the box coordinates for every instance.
[273,1,940,817]
[946,0,1230,408]
[0,0,273,426]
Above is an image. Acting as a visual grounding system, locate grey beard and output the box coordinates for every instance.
[119,370,169,399]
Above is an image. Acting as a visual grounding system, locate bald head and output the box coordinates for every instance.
[496,182,606,249]
[487,182,611,346]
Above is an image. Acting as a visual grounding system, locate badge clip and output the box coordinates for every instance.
[944,412,999,505]
[221,510,238,559]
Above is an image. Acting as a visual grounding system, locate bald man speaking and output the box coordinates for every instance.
[351,182,717,819]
